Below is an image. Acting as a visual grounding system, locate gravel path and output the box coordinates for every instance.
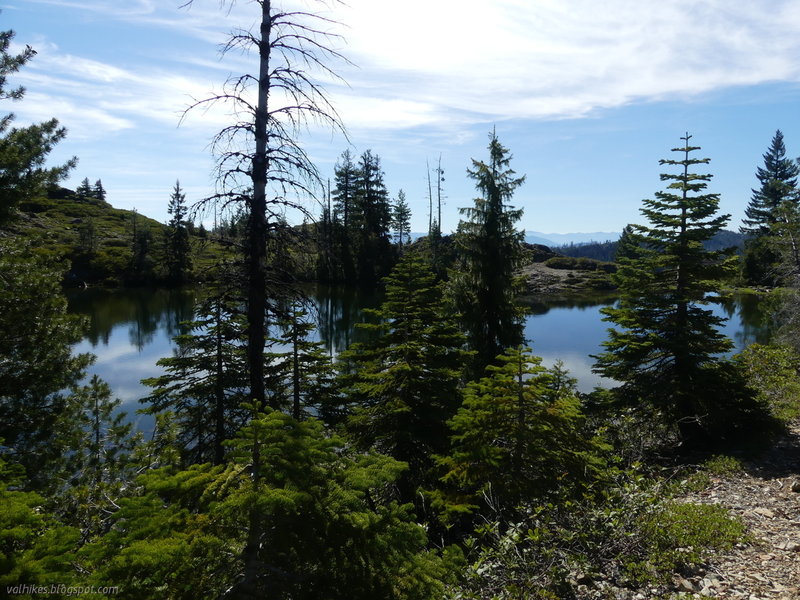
[676,424,800,599]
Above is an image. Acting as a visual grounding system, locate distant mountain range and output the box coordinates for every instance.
[408,231,620,246]
[524,231,620,246]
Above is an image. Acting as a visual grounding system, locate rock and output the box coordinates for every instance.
[775,540,800,551]
[791,479,800,492]
[753,507,775,518]
[676,577,695,592]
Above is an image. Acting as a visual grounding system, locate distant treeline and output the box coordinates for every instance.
[554,229,746,262]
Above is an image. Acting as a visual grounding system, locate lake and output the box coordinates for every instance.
[67,286,773,429]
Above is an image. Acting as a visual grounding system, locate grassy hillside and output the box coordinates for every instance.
[3,187,220,285]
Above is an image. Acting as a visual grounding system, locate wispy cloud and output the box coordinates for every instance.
[22,0,800,136]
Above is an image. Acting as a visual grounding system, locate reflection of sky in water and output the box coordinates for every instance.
[70,289,771,430]
[524,301,615,392]
[72,321,175,432]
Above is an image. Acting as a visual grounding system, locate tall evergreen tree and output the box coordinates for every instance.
[56,375,138,543]
[0,28,75,224]
[593,134,761,445]
[741,130,800,285]
[165,180,193,284]
[331,149,359,280]
[353,149,393,285]
[92,178,106,201]
[265,301,337,421]
[332,149,357,232]
[340,252,469,506]
[76,177,92,198]
[392,188,412,247]
[741,130,798,235]
[451,130,526,374]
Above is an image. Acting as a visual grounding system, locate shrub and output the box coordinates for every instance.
[447,470,745,598]
[734,343,800,422]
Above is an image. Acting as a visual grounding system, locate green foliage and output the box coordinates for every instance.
[164,180,193,284]
[740,130,800,286]
[544,255,616,273]
[638,502,745,577]
[328,149,396,285]
[0,239,93,489]
[702,454,744,477]
[593,135,761,447]
[0,454,81,590]
[734,343,800,421]
[437,347,608,520]
[55,375,140,541]
[0,28,76,224]
[392,188,412,247]
[265,301,338,421]
[447,470,744,599]
[84,408,452,599]
[450,130,526,374]
[141,288,249,465]
[340,252,469,505]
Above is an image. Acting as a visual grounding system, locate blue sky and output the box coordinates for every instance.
[6,0,800,235]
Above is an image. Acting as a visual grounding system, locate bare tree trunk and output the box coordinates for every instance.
[246,0,272,412]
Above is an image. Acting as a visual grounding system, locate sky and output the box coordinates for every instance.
[6,0,800,236]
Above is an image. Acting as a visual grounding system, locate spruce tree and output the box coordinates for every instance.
[0,240,92,489]
[92,178,106,201]
[264,301,337,421]
[76,177,92,198]
[56,375,138,542]
[331,149,359,281]
[741,130,800,285]
[340,252,469,506]
[593,134,760,445]
[451,129,526,375]
[165,180,193,284]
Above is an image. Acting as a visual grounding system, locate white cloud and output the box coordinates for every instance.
[330,0,800,124]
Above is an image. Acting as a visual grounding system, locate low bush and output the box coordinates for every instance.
[447,470,745,599]
[544,256,617,273]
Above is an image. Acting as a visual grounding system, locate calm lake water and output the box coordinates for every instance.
[66,286,773,428]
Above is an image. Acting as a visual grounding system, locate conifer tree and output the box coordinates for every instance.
[0,241,92,489]
[142,289,249,465]
[593,134,762,445]
[340,252,469,506]
[265,301,337,421]
[84,409,450,599]
[331,149,359,280]
[741,130,800,285]
[392,188,412,247]
[0,27,75,224]
[165,180,193,284]
[437,347,606,520]
[56,375,138,542]
[92,178,106,201]
[451,130,526,374]
[0,455,81,588]
[353,149,393,285]
[76,177,92,198]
